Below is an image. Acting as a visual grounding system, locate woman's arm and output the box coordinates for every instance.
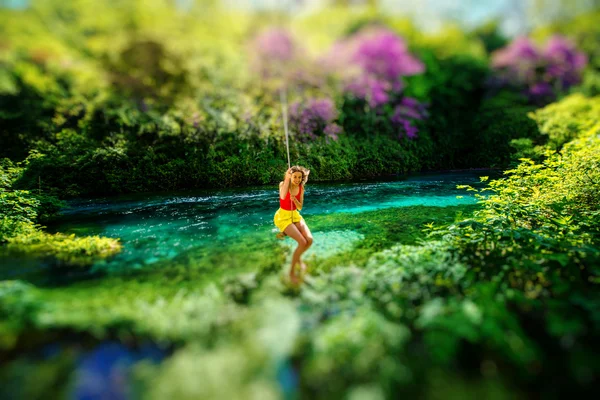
[280,169,291,200]
[292,186,304,211]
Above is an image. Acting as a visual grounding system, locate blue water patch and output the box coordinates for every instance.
[277,360,299,400]
[71,341,164,400]
[328,194,478,214]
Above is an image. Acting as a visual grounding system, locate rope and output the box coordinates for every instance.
[280,88,291,169]
[280,2,292,207]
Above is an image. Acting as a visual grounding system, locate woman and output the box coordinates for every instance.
[273,166,313,284]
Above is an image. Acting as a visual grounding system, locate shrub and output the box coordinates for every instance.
[490,36,587,104]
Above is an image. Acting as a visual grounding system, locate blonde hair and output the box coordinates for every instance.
[284,165,310,186]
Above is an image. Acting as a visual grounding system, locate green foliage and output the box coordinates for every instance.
[14,129,447,196]
[424,94,600,389]
[0,191,39,236]
[403,51,492,169]
[471,90,540,166]
[528,93,600,150]
[133,293,302,399]
[308,205,477,272]
[440,155,600,290]
[1,4,599,398]
[469,20,509,54]
[1,159,40,242]
[136,343,282,400]
[0,280,42,349]
[1,157,121,264]
[0,352,73,400]
[414,24,487,60]
[304,305,410,396]
[1,1,528,197]
[5,231,122,266]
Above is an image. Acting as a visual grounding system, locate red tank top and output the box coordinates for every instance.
[280,185,303,211]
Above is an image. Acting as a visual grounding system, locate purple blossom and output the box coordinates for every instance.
[393,104,422,120]
[289,102,301,120]
[308,98,337,121]
[324,123,342,140]
[250,27,301,80]
[491,35,588,103]
[543,35,588,88]
[325,27,425,107]
[370,83,390,107]
[319,41,350,73]
[352,29,424,83]
[253,28,296,62]
[250,26,329,91]
[390,97,427,139]
[344,75,372,99]
[543,35,588,71]
[289,97,342,140]
[400,96,419,108]
[526,82,554,103]
[346,75,391,107]
[492,37,541,68]
[392,118,418,139]
[403,121,418,139]
[393,97,428,120]
[492,37,542,85]
[328,28,429,140]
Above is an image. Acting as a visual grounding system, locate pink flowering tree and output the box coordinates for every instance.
[250,27,299,84]
[390,97,429,139]
[325,27,428,140]
[249,26,329,90]
[249,26,342,141]
[491,35,587,103]
[289,98,342,141]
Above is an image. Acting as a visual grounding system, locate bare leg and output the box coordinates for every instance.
[283,223,308,284]
[294,220,313,275]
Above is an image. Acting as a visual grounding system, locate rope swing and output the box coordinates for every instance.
[280,88,291,170]
[279,1,293,170]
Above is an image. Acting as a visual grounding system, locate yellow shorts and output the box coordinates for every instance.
[273,208,303,232]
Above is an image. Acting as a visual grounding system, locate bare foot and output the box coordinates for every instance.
[300,262,308,275]
[289,263,303,285]
[289,272,300,285]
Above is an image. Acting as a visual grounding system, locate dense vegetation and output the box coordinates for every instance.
[1,0,599,398]
[1,93,598,398]
[4,2,588,197]
[1,158,121,263]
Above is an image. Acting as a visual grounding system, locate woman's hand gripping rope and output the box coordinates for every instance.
[291,195,302,211]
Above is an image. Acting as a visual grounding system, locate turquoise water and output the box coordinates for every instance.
[2,171,494,278]
[0,170,495,398]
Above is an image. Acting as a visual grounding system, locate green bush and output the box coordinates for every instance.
[422,94,600,388]
[0,280,42,349]
[528,93,600,150]
[1,157,121,264]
